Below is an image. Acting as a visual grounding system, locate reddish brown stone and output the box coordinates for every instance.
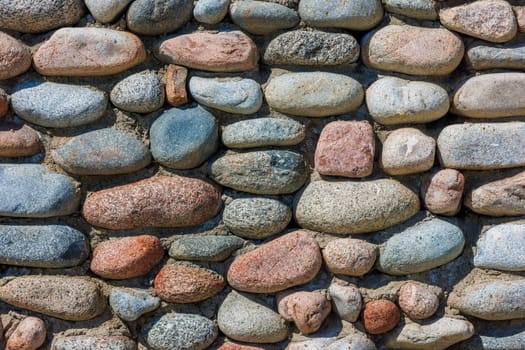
[277,291,331,334]
[165,64,188,107]
[398,282,439,320]
[82,176,222,230]
[0,124,41,158]
[362,300,400,335]
[0,91,8,118]
[315,121,375,178]
[157,31,259,72]
[422,169,464,216]
[90,235,164,280]
[6,317,46,350]
[322,238,377,276]
[0,32,31,80]
[515,6,525,32]
[227,230,322,293]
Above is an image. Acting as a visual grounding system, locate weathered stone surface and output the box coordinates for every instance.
[295,179,420,234]
[362,25,464,76]
[7,317,46,350]
[264,72,363,117]
[474,223,525,271]
[398,282,439,320]
[328,281,362,323]
[457,320,525,350]
[422,169,464,216]
[231,1,299,35]
[157,31,258,72]
[0,32,31,80]
[516,6,525,33]
[83,176,221,230]
[165,65,188,107]
[437,122,525,170]
[109,288,160,322]
[277,291,331,334]
[51,336,136,350]
[110,71,165,113]
[0,276,106,321]
[11,82,107,128]
[126,0,193,35]
[384,0,437,20]
[323,239,377,276]
[466,41,525,70]
[194,0,229,24]
[366,77,449,125]
[169,236,244,262]
[0,124,41,158]
[363,300,400,335]
[33,28,146,76]
[85,0,133,23]
[440,0,517,43]
[227,230,322,293]
[378,218,464,275]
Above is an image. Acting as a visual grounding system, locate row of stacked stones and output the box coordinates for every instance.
[0,0,524,349]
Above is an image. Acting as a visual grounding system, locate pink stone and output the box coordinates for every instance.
[277,291,331,335]
[322,238,377,276]
[165,64,188,107]
[6,317,46,350]
[0,124,41,158]
[398,282,439,320]
[422,169,464,216]
[0,32,31,80]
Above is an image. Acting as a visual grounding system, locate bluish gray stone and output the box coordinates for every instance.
[169,236,244,261]
[378,218,465,275]
[194,0,229,24]
[109,288,160,322]
[51,336,137,350]
[127,0,193,35]
[458,320,525,350]
[110,71,165,113]
[53,128,151,175]
[466,41,525,70]
[0,165,80,218]
[85,0,133,23]
[11,82,107,128]
[150,106,218,169]
[222,118,305,148]
[0,225,88,268]
[384,0,437,20]
[474,223,525,271]
[230,1,299,35]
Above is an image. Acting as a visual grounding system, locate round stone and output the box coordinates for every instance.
[110,71,165,113]
[362,300,400,335]
[277,291,331,335]
[398,282,439,320]
[421,169,464,216]
[230,1,299,35]
[109,288,160,322]
[0,32,31,80]
[6,317,46,350]
[0,124,41,158]
[322,239,377,276]
[127,0,193,35]
[194,0,229,24]
[169,236,244,262]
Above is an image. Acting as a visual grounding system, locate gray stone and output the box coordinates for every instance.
[437,122,525,170]
[263,30,359,66]
[466,41,525,70]
[294,179,420,234]
[85,0,133,23]
[0,165,80,218]
[264,72,363,117]
[127,0,193,36]
[11,82,107,128]
[51,336,137,350]
[109,288,160,322]
[209,150,307,195]
[230,1,299,35]
[53,128,151,175]
[194,0,229,24]
[328,281,362,322]
[458,320,525,350]
[169,236,244,261]
[222,118,305,148]
[474,223,525,271]
[150,106,218,169]
[366,77,449,125]
[217,291,288,343]
[189,77,262,115]
[145,313,218,350]
[223,197,292,239]
[110,71,165,113]
[384,0,437,20]
[288,331,376,350]
[0,225,89,268]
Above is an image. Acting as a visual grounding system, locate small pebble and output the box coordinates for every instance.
[398,282,439,320]
[109,288,160,321]
[277,291,331,334]
[165,65,188,107]
[381,128,435,175]
[6,317,46,350]
[328,281,362,323]
[323,238,377,276]
[194,0,230,24]
[422,169,464,216]
[110,71,165,113]
[84,0,133,23]
[362,300,400,335]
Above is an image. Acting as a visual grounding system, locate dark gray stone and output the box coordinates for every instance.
[384,0,437,20]
[169,236,244,261]
[230,1,299,35]
[127,0,193,35]
[51,336,137,350]
[194,0,229,24]
[110,71,165,113]
[466,40,525,70]
[109,288,160,321]
[222,118,305,148]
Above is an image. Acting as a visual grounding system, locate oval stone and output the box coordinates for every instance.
[362,25,464,76]
[230,1,299,35]
[169,236,244,262]
[265,72,363,117]
[294,179,420,234]
[84,0,134,23]
[0,124,41,158]
[474,223,525,271]
[323,239,377,276]
[384,0,437,20]
[109,288,160,322]
[11,82,107,128]
[7,317,46,350]
[0,32,31,80]
[363,300,400,335]
[209,150,307,195]
[33,28,146,76]
[227,230,322,293]
[194,0,229,24]
[466,41,525,70]
[53,129,151,175]
[398,282,439,320]
[421,169,465,216]
[222,118,305,148]
[51,336,136,350]
[110,71,165,113]
[127,0,193,36]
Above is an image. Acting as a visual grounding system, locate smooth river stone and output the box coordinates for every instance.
[157,31,258,72]
[422,169,465,216]
[169,236,244,262]
[227,230,322,293]
[0,276,106,321]
[209,150,307,195]
[126,0,193,36]
[277,291,331,335]
[11,82,107,128]
[230,1,299,35]
[0,32,31,80]
[194,0,229,24]
[109,288,160,321]
[457,320,525,350]
[363,300,400,335]
[51,336,137,350]
[383,0,437,20]
[328,281,362,322]
[323,238,377,276]
[362,25,464,76]
[0,124,41,158]
[0,165,80,218]
[264,72,363,117]
[294,179,420,234]
[189,77,262,115]
[437,122,525,170]
[83,176,222,230]
[398,282,439,320]
[366,77,449,125]
[466,41,525,70]
[33,28,146,76]
[7,317,46,350]
[110,71,165,113]
[474,223,525,271]
[85,0,134,23]
[222,118,305,148]
[53,129,151,175]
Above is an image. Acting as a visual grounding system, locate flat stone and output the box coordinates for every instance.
[145,313,217,350]
[437,122,525,170]
[150,106,218,169]
[51,336,136,350]
[294,179,420,234]
[189,77,262,115]
[421,169,464,216]
[0,165,80,218]
[362,300,400,335]
[12,82,107,128]
[165,65,188,107]
[474,223,525,271]
[0,124,41,158]
[277,291,331,334]
[323,239,377,276]
[83,176,221,230]
[384,0,437,20]
[222,118,305,149]
[157,31,258,72]
[366,77,449,125]
[315,121,374,178]
[154,264,226,303]
[109,288,160,321]
[0,32,31,80]
[85,0,133,23]
[328,281,362,322]
[0,0,85,33]
[362,25,464,76]
[210,150,307,195]
[264,72,363,117]
[230,1,299,35]
[169,236,244,262]
[298,0,383,30]
[33,28,146,76]
[126,0,193,35]
[466,41,525,70]
[516,6,525,32]
[398,282,439,320]
[194,0,229,24]
[91,235,164,279]
[217,291,288,343]
[263,30,359,66]
[440,0,517,43]
[110,71,165,113]
[227,230,322,293]
[0,276,106,321]
[7,317,46,350]
[378,218,465,275]
[223,198,292,239]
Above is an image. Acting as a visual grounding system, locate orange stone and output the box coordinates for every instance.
[0,32,31,80]
[0,124,41,158]
[165,64,188,107]
[362,300,400,334]
[0,91,8,118]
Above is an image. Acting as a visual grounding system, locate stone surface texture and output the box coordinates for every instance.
[398,282,439,320]
[422,169,464,216]
[126,0,193,36]
[230,1,299,35]
[0,124,41,158]
[362,300,400,335]
[222,118,305,148]
[277,291,331,334]
[0,32,31,80]
[322,238,377,276]
[110,71,165,113]
[473,223,525,271]
[6,317,46,350]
